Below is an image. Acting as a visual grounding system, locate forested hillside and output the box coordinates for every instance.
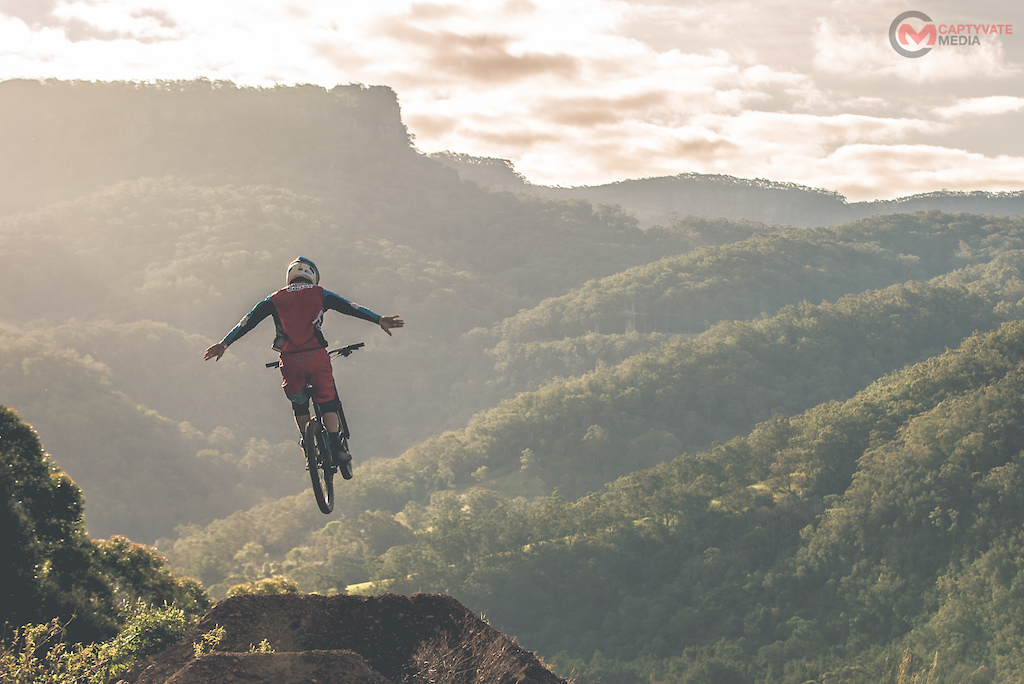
[477,212,1024,396]
[376,321,1024,683]
[0,175,699,541]
[5,78,1024,683]
[161,262,1018,588]
[161,278,1024,682]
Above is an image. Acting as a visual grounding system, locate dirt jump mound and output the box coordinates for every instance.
[116,592,568,684]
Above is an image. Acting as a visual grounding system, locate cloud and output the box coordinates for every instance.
[708,111,949,151]
[130,8,177,30]
[447,103,964,194]
[386,25,582,83]
[810,144,1024,201]
[0,0,179,43]
[0,0,60,28]
[452,124,563,150]
[541,90,672,127]
[936,95,1024,118]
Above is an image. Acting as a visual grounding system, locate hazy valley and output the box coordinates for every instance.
[4,79,1024,683]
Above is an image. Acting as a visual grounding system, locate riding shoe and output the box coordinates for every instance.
[329,433,354,480]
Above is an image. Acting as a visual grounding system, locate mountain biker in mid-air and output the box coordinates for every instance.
[203,257,404,474]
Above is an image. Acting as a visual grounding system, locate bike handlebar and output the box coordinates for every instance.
[265,343,365,369]
[331,342,365,357]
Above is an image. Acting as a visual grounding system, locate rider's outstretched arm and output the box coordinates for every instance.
[322,290,383,325]
[221,297,275,346]
[322,291,403,336]
[203,297,275,361]
[323,291,403,335]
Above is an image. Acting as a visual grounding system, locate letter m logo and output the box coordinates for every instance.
[899,23,936,47]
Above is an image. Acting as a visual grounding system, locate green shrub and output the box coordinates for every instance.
[226,575,300,597]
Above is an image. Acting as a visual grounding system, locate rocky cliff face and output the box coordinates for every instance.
[117,593,568,684]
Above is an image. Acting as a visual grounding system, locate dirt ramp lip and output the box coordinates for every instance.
[117,592,567,684]
[164,650,388,684]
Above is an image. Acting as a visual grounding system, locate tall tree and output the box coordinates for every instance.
[0,405,82,633]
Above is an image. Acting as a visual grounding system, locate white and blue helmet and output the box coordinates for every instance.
[286,257,319,285]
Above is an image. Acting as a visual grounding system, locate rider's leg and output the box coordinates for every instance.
[316,400,351,465]
[317,398,353,480]
[281,351,313,442]
[322,409,346,449]
[322,410,340,433]
[306,353,352,468]
[289,396,311,443]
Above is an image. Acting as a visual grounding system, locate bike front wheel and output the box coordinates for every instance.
[304,421,335,514]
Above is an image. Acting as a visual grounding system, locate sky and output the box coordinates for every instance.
[1,0,1022,201]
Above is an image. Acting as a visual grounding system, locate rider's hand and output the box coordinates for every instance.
[379,315,404,337]
[204,342,227,361]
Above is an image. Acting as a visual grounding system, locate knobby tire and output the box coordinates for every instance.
[304,420,335,514]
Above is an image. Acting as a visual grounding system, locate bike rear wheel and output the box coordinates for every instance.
[304,420,334,514]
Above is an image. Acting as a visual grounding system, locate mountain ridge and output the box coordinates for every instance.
[431,152,1024,228]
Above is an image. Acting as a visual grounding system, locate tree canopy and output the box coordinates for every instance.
[0,406,209,643]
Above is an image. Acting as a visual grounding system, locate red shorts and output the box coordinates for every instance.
[278,348,337,404]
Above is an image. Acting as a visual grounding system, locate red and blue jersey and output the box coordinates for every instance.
[220,283,381,353]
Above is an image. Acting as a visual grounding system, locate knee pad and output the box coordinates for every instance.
[316,397,343,416]
[286,388,309,403]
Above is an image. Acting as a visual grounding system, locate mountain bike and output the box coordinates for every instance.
[266,343,363,514]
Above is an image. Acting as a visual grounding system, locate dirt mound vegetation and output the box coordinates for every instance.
[116,592,567,684]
